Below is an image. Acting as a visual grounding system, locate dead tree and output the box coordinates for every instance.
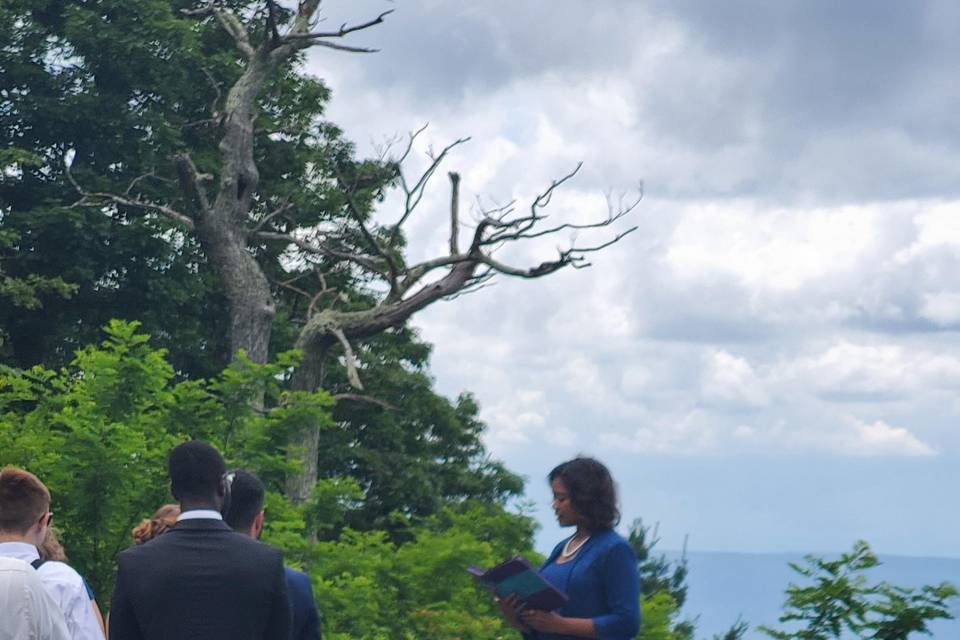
[66,1,640,503]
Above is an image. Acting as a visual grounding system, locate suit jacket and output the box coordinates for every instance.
[109,519,291,640]
[284,567,321,640]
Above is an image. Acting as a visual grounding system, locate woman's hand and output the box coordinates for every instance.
[519,609,568,634]
[496,594,531,632]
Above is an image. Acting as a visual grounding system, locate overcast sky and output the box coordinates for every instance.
[306,1,960,557]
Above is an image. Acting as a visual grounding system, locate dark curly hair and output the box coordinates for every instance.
[549,457,620,531]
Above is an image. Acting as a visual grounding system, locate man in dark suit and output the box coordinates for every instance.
[109,441,291,640]
[223,470,321,640]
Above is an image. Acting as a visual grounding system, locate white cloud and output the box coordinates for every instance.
[726,415,937,458]
[781,341,960,400]
[895,202,960,263]
[482,389,552,447]
[664,202,879,292]
[700,349,768,407]
[598,409,721,455]
[919,292,960,326]
[828,418,937,458]
[304,2,960,467]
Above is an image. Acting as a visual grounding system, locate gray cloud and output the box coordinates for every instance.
[306,1,960,557]
[313,0,960,203]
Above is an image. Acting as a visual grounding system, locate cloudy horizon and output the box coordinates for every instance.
[305,1,960,558]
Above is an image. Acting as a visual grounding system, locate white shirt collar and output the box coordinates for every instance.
[176,509,223,522]
[0,541,40,562]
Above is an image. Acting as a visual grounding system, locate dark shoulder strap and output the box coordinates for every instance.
[31,558,46,570]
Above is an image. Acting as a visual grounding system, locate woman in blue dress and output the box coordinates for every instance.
[498,457,640,639]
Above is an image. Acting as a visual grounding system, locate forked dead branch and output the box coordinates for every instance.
[64,1,640,502]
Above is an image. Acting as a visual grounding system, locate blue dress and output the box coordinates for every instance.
[525,529,641,640]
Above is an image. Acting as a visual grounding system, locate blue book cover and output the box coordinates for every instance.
[468,555,568,611]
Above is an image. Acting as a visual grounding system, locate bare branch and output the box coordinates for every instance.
[251,200,294,233]
[390,136,470,243]
[273,277,312,300]
[200,67,223,120]
[180,6,214,18]
[65,156,195,230]
[124,170,159,196]
[332,393,396,411]
[252,231,387,275]
[214,8,255,59]
[395,124,429,165]
[334,166,402,289]
[331,327,363,390]
[281,10,393,43]
[185,4,255,58]
[480,226,639,278]
[448,172,460,255]
[270,7,391,61]
[444,269,496,301]
[485,193,640,245]
[479,253,568,279]
[292,40,380,54]
[173,153,212,215]
[265,0,282,48]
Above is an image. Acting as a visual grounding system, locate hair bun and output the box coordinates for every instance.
[131,504,179,545]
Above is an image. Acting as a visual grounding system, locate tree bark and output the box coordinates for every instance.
[286,344,329,503]
[177,52,277,364]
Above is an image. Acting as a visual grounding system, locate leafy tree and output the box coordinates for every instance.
[318,325,524,536]
[630,519,748,640]
[0,0,639,507]
[0,0,238,376]
[759,541,958,640]
[0,319,534,623]
[0,320,327,599]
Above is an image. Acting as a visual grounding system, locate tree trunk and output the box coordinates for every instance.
[284,261,482,499]
[196,220,274,364]
[286,342,330,503]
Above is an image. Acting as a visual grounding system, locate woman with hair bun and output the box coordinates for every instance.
[498,457,640,639]
[131,504,180,545]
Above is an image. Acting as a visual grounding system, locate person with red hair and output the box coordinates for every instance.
[130,505,180,546]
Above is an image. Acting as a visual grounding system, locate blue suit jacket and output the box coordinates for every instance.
[284,567,321,640]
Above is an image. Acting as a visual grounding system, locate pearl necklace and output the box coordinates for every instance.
[561,534,590,558]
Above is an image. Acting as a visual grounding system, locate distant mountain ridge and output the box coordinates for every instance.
[662,550,960,639]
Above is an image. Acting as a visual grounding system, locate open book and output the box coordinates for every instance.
[468,556,568,611]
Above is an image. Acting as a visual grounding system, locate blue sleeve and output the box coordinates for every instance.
[300,574,321,640]
[591,542,641,638]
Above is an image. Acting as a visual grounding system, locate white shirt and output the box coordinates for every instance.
[0,542,104,640]
[0,556,70,640]
[175,509,223,521]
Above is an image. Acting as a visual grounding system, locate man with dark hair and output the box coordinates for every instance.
[109,441,291,640]
[0,467,104,640]
[223,470,321,640]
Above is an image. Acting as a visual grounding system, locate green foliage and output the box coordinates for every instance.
[308,503,539,640]
[759,541,958,640]
[0,0,391,379]
[629,519,748,640]
[0,227,77,346]
[0,321,537,637]
[317,326,525,538]
[630,520,697,639]
[0,320,332,601]
[638,591,689,640]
